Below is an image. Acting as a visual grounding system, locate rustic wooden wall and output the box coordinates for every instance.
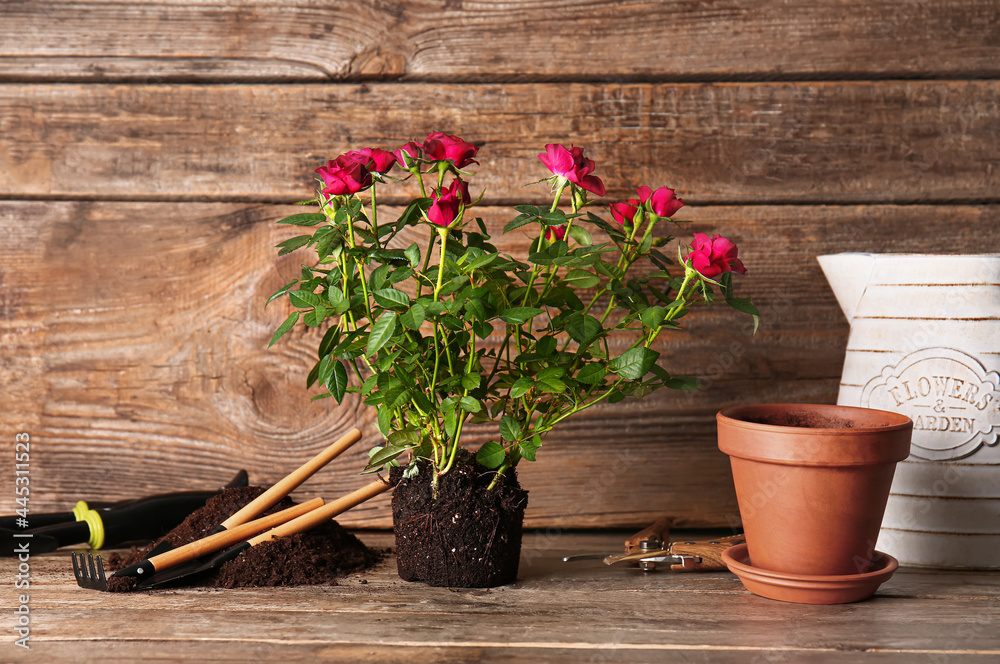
[2,1,998,529]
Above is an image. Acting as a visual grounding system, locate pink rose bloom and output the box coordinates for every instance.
[637,186,684,218]
[538,144,606,197]
[315,153,373,196]
[422,132,479,168]
[394,141,424,168]
[442,177,472,205]
[427,188,463,227]
[354,147,397,174]
[688,233,747,278]
[544,225,567,242]
[609,198,640,225]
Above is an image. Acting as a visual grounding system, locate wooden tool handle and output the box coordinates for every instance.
[219,428,362,530]
[624,516,671,554]
[669,534,745,571]
[247,481,390,547]
[150,497,324,571]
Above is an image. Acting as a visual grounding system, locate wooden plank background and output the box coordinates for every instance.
[1,1,999,529]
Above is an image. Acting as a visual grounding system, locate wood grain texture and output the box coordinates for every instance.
[3,201,997,528]
[5,533,1000,663]
[1,1,999,82]
[1,81,998,203]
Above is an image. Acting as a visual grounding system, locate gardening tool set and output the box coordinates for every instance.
[21,427,392,592]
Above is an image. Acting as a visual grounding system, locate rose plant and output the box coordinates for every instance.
[269,133,757,494]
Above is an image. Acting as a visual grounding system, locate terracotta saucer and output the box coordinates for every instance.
[722,543,898,604]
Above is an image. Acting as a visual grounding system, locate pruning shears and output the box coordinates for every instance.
[563,516,744,572]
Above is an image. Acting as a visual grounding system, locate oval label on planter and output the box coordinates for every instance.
[861,347,1000,461]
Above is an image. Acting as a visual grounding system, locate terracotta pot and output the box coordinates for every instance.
[718,403,912,576]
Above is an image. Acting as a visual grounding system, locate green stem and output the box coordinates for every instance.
[369,184,380,248]
[486,460,509,491]
[344,204,374,322]
[520,179,570,308]
[429,227,449,413]
[535,377,626,436]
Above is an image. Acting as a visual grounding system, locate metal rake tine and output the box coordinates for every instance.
[71,551,83,584]
[72,552,109,591]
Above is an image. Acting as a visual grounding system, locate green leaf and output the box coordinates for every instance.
[387,429,421,448]
[303,306,328,327]
[266,279,298,306]
[277,212,327,226]
[476,442,507,469]
[518,434,541,462]
[276,235,312,256]
[396,198,432,230]
[288,289,322,309]
[727,297,760,334]
[370,264,392,290]
[608,347,660,380]
[499,306,544,325]
[594,261,624,281]
[535,336,556,356]
[366,312,398,357]
[373,287,410,311]
[268,311,299,347]
[404,243,421,267]
[503,214,535,234]
[465,297,486,322]
[383,385,412,412]
[539,209,569,226]
[325,287,348,313]
[440,315,465,331]
[467,252,499,271]
[537,366,565,380]
[510,376,533,398]
[318,326,340,358]
[566,313,602,345]
[376,403,394,436]
[537,376,566,394]
[325,360,349,403]
[461,372,481,390]
[576,363,607,384]
[366,444,408,470]
[499,415,522,443]
[389,267,414,285]
[458,396,482,413]
[665,375,700,390]
[400,302,425,330]
[307,357,323,389]
[563,269,600,289]
[472,320,494,339]
[639,305,667,329]
[637,233,653,254]
[567,224,593,247]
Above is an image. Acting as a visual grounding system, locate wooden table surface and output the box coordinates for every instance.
[6,531,999,663]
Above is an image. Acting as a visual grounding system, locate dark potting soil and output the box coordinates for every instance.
[745,412,859,429]
[390,450,528,588]
[104,486,382,592]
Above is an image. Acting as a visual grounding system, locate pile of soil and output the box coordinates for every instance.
[105,486,382,592]
[390,450,528,588]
